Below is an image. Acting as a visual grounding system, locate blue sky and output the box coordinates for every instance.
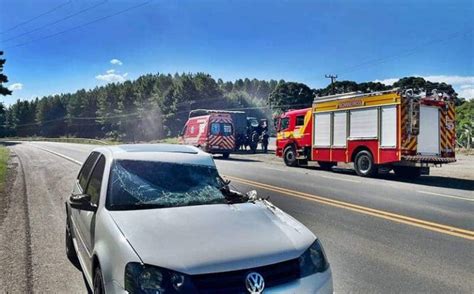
[1,0,473,104]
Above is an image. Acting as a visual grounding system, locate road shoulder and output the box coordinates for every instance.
[0,149,32,292]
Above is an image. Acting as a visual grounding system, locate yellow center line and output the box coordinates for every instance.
[224,175,474,241]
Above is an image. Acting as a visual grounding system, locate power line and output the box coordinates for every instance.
[5,0,153,49]
[2,0,108,43]
[325,74,338,94]
[0,1,71,35]
[336,29,473,76]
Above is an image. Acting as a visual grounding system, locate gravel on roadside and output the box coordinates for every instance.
[0,152,31,292]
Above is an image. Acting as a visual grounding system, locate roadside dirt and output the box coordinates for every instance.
[429,154,473,180]
[0,151,32,292]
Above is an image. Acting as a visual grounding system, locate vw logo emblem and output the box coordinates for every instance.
[245,272,265,294]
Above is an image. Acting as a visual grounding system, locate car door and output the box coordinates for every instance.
[70,152,102,271]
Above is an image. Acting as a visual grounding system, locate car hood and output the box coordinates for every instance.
[109,201,315,275]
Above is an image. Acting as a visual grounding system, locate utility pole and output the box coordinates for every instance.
[325,74,338,94]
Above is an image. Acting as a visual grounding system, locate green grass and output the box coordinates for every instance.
[0,146,9,193]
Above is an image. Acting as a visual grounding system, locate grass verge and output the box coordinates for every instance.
[0,146,9,194]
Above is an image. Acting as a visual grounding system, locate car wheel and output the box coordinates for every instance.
[354,150,377,177]
[222,152,230,159]
[66,221,80,267]
[94,266,105,294]
[283,145,298,167]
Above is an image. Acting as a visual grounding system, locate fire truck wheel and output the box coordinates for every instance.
[354,150,377,177]
[222,152,230,159]
[283,146,298,167]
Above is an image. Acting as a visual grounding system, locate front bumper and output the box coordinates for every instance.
[265,267,333,293]
[105,267,333,294]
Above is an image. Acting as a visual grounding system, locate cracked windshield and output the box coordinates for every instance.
[0,0,472,293]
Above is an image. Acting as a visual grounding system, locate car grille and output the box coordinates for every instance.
[191,258,300,293]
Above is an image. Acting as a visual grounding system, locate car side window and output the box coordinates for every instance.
[78,152,99,191]
[86,155,106,205]
[296,115,305,126]
[280,118,289,130]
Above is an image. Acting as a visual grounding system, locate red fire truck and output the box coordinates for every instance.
[275,89,456,177]
[181,112,235,158]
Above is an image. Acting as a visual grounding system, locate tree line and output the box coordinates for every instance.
[0,73,282,141]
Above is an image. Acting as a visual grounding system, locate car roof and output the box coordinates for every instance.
[93,144,215,167]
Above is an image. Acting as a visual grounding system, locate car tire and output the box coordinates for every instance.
[354,150,377,177]
[222,152,230,159]
[283,145,298,167]
[94,266,105,294]
[66,221,80,267]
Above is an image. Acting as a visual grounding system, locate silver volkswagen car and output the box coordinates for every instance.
[65,144,333,293]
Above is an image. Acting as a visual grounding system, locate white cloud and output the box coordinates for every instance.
[106,69,115,74]
[374,75,474,86]
[8,83,23,91]
[96,72,128,83]
[421,75,474,86]
[373,75,474,99]
[459,87,474,99]
[110,58,123,66]
[373,78,399,86]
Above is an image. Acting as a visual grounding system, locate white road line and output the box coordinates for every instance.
[320,174,361,183]
[260,165,287,172]
[33,145,83,165]
[417,190,474,202]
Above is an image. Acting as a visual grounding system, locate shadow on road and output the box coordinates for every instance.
[214,155,261,162]
[304,165,474,191]
[379,174,474,191]
[0,141,21,147]
[233,150,276,155]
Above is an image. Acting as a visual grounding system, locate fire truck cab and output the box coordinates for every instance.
[276,89,456,177]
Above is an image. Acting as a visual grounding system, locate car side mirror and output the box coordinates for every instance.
[69,193,97,212]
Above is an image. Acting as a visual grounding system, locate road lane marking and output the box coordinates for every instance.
[319,174,361,183]
[32,145,83,165]
[31,145,474,241]
[225,175,474,241]
[416,190,474,202]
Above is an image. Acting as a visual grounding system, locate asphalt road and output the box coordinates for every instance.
[1,141,473,293]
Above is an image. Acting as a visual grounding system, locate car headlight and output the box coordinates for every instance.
[298,239,329,277]
[124,262,190,293]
